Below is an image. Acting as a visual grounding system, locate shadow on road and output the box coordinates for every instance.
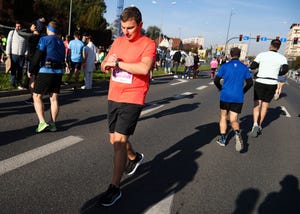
[80,122,219,213]
[233,175,300,214]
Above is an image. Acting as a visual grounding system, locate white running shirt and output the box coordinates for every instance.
[254,50,287,85]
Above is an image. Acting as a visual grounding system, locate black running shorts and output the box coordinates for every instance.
[34,73,62,95]
[108,100,143,136]
[254,81,277,103]
[220,101,243,114]
[70,61,82,70]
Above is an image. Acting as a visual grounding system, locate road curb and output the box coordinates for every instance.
[0,74,176,98]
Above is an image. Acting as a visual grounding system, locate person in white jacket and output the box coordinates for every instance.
[81,36,97,89]
[6,21,28,89]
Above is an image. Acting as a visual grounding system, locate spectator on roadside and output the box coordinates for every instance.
[82,32,88,46]
[172,50,181,78]
[214,47,253,151]
[30,20,65,133]
[6,20,28,89]
[36,17,46,35]
[63,35,71,74]
[193,53,200,79]
[164,49,171,74]
[99,6,156,206]
[95,46,105,70]
[160,49,166,68]
[183,52,194,79]
[65,31,85,89]
[249,39,288,138]
[17,22,41,104]
[81,35,97,89]
[0,36,4,63]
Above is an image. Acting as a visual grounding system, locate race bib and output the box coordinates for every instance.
[112,68,133,84]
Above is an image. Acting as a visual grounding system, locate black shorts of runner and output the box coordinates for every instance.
[34,73,62,95]
[220,101,243,114]
[211,68,217,72]
[254,81,277,103]
[108,100,143,136]
[70,61,82,70]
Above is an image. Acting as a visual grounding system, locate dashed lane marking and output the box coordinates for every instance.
[174,92,193,99]
[141,104,165,116]
[170,79,187,85]
[0,136,84,176]
[196,85,208,90]
[280,106,291,117]
[145,193,174,214]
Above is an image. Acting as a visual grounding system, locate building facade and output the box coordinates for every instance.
[284,23,300,61]
[182,36,204,47]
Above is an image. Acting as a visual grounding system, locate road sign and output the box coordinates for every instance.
[261,37,267,41]
[243,36,250,41]
[280,38,287,42]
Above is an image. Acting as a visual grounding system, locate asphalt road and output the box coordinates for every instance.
[0,73,300,214]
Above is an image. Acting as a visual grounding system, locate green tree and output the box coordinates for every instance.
[33,0,107,36]
[146,25,161,40]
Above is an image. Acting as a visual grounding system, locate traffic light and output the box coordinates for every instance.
[239,34,243,41]
[293,37,298,45]
[256,35,260,42]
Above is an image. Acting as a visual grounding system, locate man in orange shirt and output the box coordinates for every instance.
[99,6,156,206]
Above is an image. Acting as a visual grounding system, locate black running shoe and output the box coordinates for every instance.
[125,152,144,175]
[98,184,122,207]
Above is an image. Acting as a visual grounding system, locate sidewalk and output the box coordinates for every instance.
[0,88,30,98]
[0,83,77,98]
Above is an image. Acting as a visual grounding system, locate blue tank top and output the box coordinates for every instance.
[37,35,65,74]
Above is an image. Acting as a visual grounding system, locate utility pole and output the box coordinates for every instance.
[68,0,72,36]
[114,0,124,39]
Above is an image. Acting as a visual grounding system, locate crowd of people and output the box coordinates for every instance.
[1,18,109,133]
[1,18,107,93]
[0,6,291,208]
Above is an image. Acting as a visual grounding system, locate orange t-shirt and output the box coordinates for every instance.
[107,36,156,105]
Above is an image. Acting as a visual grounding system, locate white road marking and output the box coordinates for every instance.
[209,81,214,85]
[170,79,187,85]
[141,104,165,116]
[145,193,174,214]
[196,85,208,90]
[174,92,193,99]
[0,136,83,176]
[280,106,291,117]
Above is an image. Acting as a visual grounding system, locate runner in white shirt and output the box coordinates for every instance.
[249,39,288,137]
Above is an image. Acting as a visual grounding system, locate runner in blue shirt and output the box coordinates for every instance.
[30,21,65,133]
[214,47,253,151]
[65,31,85,88]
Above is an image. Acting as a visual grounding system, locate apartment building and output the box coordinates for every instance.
[284,23,300,61]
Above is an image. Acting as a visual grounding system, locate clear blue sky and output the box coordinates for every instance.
[103,0,300,55]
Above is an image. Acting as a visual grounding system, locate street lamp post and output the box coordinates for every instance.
[224,8,234,57]
[152,1,176,47]
[68,0,72,36]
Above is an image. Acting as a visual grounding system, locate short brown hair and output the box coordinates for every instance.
[120,6,142,24]
[230,47,241,58]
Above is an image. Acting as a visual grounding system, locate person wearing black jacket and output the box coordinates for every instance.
[18,22,42,104]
